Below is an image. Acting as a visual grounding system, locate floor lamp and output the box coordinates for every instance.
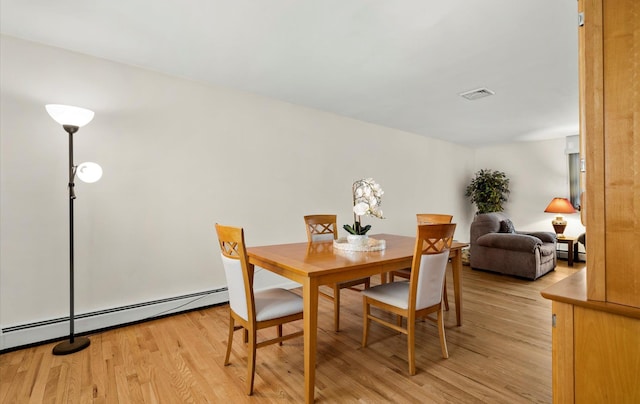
[46,104,102,355]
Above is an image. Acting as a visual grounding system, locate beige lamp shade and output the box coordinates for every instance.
[46,104,95,127]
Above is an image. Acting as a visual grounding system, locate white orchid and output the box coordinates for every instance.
[344,178,385,235]
[353,202,369,216]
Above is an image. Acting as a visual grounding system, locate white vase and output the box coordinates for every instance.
[347,234,369,246]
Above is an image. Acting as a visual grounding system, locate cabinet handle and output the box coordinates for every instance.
[552,313,557,328]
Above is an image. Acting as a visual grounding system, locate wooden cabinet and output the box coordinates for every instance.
[542,0,640,402]
[544,272,640,403]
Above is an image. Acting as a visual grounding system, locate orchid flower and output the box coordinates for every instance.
[343,178,385,235]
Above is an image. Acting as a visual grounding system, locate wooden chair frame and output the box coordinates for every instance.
[362,223,456,375]
[216,224,303,395]
[304,214,371,331]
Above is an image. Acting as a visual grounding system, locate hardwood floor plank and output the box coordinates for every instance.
[0,261,581,403]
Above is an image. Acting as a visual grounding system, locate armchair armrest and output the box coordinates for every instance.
[476,233,542,253]
[517,231,557,243]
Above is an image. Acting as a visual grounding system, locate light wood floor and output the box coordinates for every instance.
[1,260,582,403]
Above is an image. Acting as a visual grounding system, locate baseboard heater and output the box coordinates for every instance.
[1,288,229,352]
[557,250,587,262]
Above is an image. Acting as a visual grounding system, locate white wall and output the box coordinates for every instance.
[0,36,476,348]
[474,138,585,238]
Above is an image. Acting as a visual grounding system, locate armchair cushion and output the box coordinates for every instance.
[519,231,557,244]
[476,233,542,252]
[538,243,557,257]
[499,219,516,233]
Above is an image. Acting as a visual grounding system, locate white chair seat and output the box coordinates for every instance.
[255,288,303,322]
[362,282,409,309]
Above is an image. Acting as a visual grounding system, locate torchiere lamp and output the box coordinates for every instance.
[46,104,102,355]
[544,197,576,238]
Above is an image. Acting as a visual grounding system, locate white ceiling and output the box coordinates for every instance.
[0,0,579,146]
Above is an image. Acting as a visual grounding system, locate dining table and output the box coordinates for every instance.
[247,233,468,403]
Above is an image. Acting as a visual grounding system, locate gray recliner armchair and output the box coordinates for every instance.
[470,212,557,280]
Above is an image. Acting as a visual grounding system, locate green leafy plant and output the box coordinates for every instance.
[465,169,510,213]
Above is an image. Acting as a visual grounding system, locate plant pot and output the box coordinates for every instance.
[347,234,369,246]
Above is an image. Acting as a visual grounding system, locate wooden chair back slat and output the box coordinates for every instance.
[304,214,338,242]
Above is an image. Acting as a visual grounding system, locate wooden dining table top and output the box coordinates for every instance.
[247,233,467,282]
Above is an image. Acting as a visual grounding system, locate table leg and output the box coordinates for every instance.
[451,252,463,326]
[303,277,319,403]
[567,241,574,267]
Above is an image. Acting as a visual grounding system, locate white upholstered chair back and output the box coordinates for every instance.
[221,254,250,320]
[409,223,456,311]
[415,252,450,309]
[311,233,335,242]
[216,224,254,322]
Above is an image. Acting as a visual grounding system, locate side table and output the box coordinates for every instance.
[556,236,579,267]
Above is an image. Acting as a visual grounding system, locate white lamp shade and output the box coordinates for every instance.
[76,162,102,183]
[46,104,95,127]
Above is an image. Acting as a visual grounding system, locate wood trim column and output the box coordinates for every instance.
[581,0,606,301]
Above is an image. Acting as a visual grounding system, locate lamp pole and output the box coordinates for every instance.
[52,124,90,355]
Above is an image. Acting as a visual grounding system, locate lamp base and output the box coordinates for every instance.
[552,218,567,238]
[52,336,90,355]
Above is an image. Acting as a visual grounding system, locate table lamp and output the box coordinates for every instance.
[544,197,576,238]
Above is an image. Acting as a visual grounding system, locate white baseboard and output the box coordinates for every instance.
[1,288,229,351]
[1,277,301,351]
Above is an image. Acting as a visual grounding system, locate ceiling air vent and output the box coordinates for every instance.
[459,87,495,100]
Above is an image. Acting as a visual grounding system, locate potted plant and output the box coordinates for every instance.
[343,178,385,245]
[465,169,510,213]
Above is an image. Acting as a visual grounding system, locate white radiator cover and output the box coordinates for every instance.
[1,288,229,351]
[1,273,300,351]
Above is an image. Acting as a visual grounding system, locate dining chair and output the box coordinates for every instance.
[215,223,303,395]
[362,223,456,375]
[304,214,371,332]
[389,213,453,309]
